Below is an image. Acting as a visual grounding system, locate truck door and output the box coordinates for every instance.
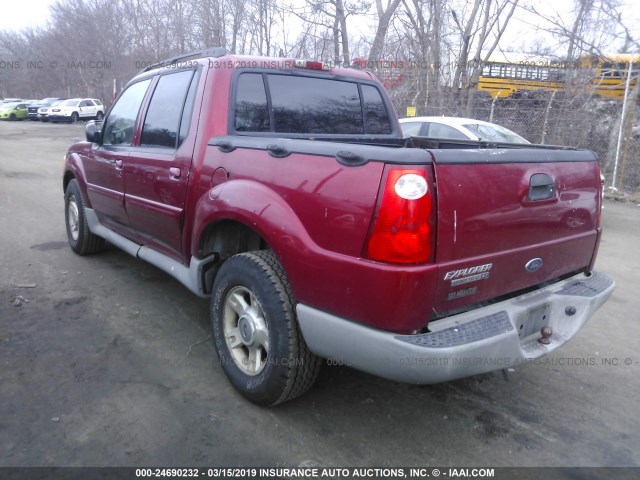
[123,69,200,258]
[83,79,151,229]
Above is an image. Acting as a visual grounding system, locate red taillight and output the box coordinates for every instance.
[365,168,433,264]
[294,59,330,70]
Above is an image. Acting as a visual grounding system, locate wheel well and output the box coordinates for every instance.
[63,171,75,193]
[200,220,268,261]
[199,221,270,294]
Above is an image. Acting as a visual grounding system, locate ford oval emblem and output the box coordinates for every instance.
[525,258,543,272]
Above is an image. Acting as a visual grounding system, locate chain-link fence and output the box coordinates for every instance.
[378,66,640,199]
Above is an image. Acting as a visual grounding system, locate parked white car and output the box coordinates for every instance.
[49,98,105,123]
[399,116,530,144]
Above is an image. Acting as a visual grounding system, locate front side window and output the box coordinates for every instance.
[102,79,151,146]
[141,70,194,149]
[234,73,392,135]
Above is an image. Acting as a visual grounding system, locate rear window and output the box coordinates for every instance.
[234,73,392,135]
[462,123,528,143]
[428,123,468,140]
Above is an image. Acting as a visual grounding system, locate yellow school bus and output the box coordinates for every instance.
[473,52,638,100]
[577,53,640,100]
[472,53,567,98]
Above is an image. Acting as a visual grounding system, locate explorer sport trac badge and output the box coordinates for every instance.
[444,263,493,287]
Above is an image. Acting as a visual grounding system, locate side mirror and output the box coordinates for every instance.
[85,120,103,143]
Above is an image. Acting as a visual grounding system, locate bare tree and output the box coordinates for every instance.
[368,0,403,63]
[287,0,368,64]
[450,0,483,92]
[465,0,519,114]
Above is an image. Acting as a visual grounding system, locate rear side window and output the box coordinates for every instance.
[234,73,392,135]
[141,70,194,149]
[178,71,200,147]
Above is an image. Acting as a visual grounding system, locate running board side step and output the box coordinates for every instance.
[85,208,216,297]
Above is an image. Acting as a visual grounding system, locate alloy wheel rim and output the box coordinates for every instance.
[222,286,270,376]
[67,194,79,241]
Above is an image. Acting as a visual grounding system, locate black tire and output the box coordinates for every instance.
[9,113,16,121]
[70,112,79,123]
[96,111,104,120]
[64,179,105,255]
[211,250,321,406]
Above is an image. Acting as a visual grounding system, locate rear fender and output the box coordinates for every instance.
[191,179,318,289]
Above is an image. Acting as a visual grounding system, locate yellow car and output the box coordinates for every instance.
[0,102,29,121]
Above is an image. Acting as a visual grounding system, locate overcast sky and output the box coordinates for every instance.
[0,0,54,31]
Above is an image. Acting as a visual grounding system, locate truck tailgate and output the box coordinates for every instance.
[430,148,601,315]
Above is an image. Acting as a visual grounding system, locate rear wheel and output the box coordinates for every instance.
[96,111,104,120]
[211,250,321,406]
[64,179,105,255]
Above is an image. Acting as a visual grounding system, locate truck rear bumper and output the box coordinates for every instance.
[297,271,614,384]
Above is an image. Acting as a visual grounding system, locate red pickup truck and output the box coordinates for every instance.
[62,48,614,405]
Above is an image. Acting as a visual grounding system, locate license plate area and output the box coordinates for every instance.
[518,303,551,339]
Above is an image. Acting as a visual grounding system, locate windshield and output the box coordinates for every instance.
[463,123,529,143]
[1,102,19,109]
[61,100,78,107]
[42,98,58,105]
[50,100,64,107]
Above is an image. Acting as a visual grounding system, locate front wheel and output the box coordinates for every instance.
[70,112,79,123]
[64,179,105,255]
[211,251,321,406]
